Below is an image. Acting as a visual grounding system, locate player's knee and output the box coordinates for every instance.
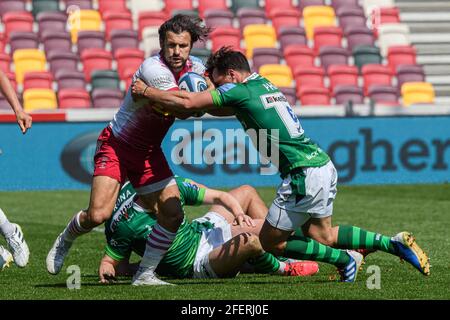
[86,208,109,226]
[259,233,284,256]
[312,232,336,247]
[238,185,257,197]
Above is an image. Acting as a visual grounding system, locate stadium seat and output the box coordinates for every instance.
[81,48,113,82]
[313,26,343,54]
[265,0,294,17]
[298,86,330,105]
[259,64,293,87]
[142,27,160,58]
[23,88,57,111]
[362,0,394,16]
[204,9,234,28]
[231,0,259,14]
[55,70,86,89]
[190,48,212,65]
[303,5,336,40]
[243,24,276,58]
[47,50,79,75]
[164,0,193,16]
[298,0,325,11]
[0,33,5,53]
[378,23,411,56]
[368,84,398,105]
[32,0,59,17]
[293,66,325,89]
[58,88,91,108]
[115,48,144,80]
[252,48,283,72]
[122,67,135,89]
[319,46,349,72]
[37,11,68,38]
[334,85,364,104]
[345,26,375,52]
[92,88,123,108]
[68,10,102,43]
[170,9,199,18]
[103,11,133,41]
[110,29,139,54]
[42,31,72,54]
[9,32,39,53]
[90,70,120,90]
[129,0,164,19]
[0,1,26,17]
[98,0,127,15]
[284,45,315,70]
[278,27,307,51]
[279,86,297,106]
[65,0,93,10]
[336,6,367,31]
[137,11,169,41]
[401,82,435,106]
[23,71,53,90]
[362,64,392,96]
[77,31,106,55]
[237,8,267,32]
[387,45,417,74]
[3,12,34,38]
[198,0,227,18]
[13,49,47,84]
[396,65,425,91]
[269,7,301,33]
[373,6,400,25]
[328,65,359,93]
[210,27,241,52]
[353,45,382,71]
[331,0,359,11]
[0,53,11,72]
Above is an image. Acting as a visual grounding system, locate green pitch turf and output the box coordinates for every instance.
[0,184,448,300]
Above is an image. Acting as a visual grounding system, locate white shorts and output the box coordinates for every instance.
[192,212,232,279]
[266,160,338,231]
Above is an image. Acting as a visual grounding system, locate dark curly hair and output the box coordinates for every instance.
[206,46,251,76]
[159,14,211,47]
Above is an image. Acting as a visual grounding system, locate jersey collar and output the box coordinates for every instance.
[243,72,261,83]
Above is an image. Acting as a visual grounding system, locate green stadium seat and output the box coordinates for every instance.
[353,45,382,71]
[230,0,260,14]
[32,0,60,17]
[90,70,121,90]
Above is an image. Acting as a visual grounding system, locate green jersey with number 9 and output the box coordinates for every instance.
[210,73,330,177]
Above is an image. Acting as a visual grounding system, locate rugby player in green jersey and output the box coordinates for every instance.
[131,47,430,282]
[98,177,319,283]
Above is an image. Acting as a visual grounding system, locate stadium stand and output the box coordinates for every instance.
[401,82,435,106]
[23,88,57,111]
[13,49,47,85]
[278,26,307,51]
[58,88,91,108]
[252,48,283,72]
[243,24,276,58]
[91,88,123,108]
[259,64,293,88]
[23,71,53,91]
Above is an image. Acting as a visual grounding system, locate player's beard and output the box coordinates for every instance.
[168,57,187,73]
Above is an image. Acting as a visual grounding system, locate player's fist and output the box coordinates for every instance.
[99,262,117,284]
[131,78,148,98]
[16,110,32,134]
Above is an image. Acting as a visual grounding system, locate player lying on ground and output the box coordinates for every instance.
[0,69,31,270]
[131,47,431,282]
[98,177,319,283]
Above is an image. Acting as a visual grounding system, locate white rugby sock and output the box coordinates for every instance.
[62,211,91,242]
[140,223,177,270]
[0,208,15,238]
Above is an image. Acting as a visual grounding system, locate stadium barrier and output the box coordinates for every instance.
[0,110,449,190]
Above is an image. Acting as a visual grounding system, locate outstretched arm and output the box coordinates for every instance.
[132,78,217,113]
[0,70,32,134]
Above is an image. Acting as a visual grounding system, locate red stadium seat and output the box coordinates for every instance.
[210,27,241,52]
[387,45,417,74]
[3,11,34,39]
[138,11,169,39]
[371,7,400,36]
[204,9,234,28]
[92,88,123,108]
[368,85,399,105]
[98,0,127,15]
[0,1,26,18]
[265,0,295,17]
[334,85,364,104]
[328,65,358,93]
[114,48,145,80]
[298,87,330,105]
[313,26,343,54]
[0,53,11,72]
[110,29,139,54]
[269,7,301,33]
[58,88,92,108]
[164,0,193,16]
[0,33,5,53]
[284,45,315,70]
[319,46,349,73]
[23,71,53,90]
[103,11,133,40]
[293,66,325,90]
[77,31,106,55]
[198,0,227,18]
[362,64,392,96]
[55,70,86,89]
[122,68,135,89]
[80,48,113,82]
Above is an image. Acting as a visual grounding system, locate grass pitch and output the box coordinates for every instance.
[0,184,449,300]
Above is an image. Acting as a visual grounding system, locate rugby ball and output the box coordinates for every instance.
[178,72,208,92]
